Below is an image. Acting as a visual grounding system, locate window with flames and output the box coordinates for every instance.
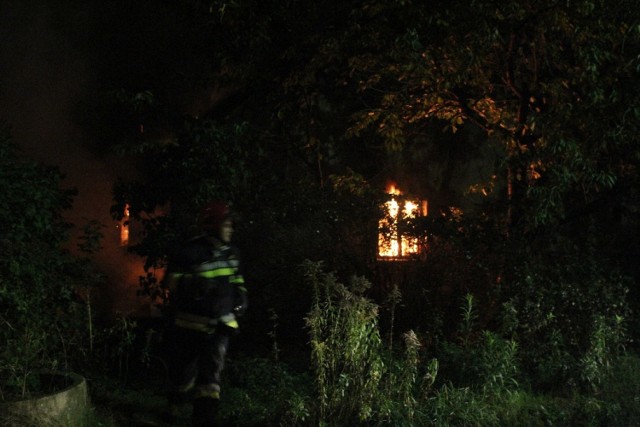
[378,184,427,260]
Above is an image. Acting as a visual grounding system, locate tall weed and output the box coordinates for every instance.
[580,314,626,393]
[304,261,385,423]
[439,294,519,392]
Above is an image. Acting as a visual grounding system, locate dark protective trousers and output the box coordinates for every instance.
[165,325,230,411]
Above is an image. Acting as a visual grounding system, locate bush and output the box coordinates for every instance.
[0,127,90,400]
[599,354,640,425]
[500,256,631,393]
[220,357,313,426]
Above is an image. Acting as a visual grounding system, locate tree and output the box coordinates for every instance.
[105,0,639,361]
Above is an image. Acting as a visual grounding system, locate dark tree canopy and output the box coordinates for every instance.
[104,0,640,354]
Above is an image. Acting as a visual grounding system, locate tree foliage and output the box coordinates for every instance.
[107,0,640,358]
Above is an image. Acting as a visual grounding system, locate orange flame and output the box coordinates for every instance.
[120,204,130,246]
[386,182,402,195]
[378,183,426,259]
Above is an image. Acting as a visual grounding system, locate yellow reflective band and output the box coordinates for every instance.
[198,267,235,279]
[175,317,216,334]
[225,320,239,328]
[195,390,220,400]
[230,276,245,284]
[195,259,239,272]
[238,286,247,293]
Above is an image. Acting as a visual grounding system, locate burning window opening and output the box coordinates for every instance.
[119,204,130,246]
[378,183,428,260]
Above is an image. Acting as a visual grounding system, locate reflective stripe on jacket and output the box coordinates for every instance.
[166,236,246,329]
[174,311,239,334]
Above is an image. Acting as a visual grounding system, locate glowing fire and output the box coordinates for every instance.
[120,204,130,246]
[378,183,427,259]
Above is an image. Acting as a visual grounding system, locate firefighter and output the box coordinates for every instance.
[162,201,247,426]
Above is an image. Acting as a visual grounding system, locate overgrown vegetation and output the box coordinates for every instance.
[0,127,85,401]
[296,261,640,426]
[83,260,640,426]
[1,0,639,425]
[97,261,634,425]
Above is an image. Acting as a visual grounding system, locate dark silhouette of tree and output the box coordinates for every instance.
[106,0,639,358]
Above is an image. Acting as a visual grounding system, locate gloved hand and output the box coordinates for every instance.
[233,291,248,317]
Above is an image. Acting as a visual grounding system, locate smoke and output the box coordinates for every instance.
[0,0,150,317]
